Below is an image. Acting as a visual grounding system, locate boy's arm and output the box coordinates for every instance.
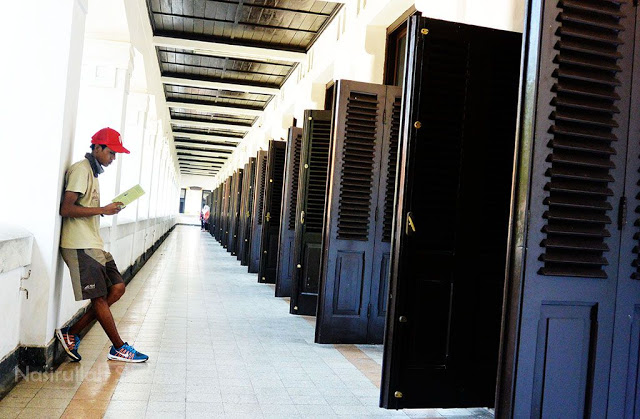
[60,191,122,217]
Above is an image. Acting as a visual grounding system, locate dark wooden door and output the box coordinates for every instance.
[290,110,332,315]
[369,90,403,341]
[381,16,522,408]
[609,10,640,417]
[249,150,268,274]
[314,80,401,344]
[237,161,251,262]
[220,177,231,248]
[212,187,218,239]
[276,127,303,297]
[228,169,243,256]
[259,140,286,283]
[241,157,257,266]
[215,186,223,241]
[496,1,638,417]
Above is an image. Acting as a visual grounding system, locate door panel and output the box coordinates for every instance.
[249,151,268,273]
[220,177,231,248]
[381,16,522,408]
[237,162,250,261]
[609,6,640,417]
[228,169,243,256]
[497,0,637,416]
[315,80,400,344]
[259,140,286,283]
[239,158,257,265]
[291,110,332,315]
[276,127,303,297]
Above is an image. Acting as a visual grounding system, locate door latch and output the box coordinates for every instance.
[266,212,271,222]
[405,212,416,236]
[300,210,305,225]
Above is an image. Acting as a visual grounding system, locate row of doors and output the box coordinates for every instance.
[207,3,639,414]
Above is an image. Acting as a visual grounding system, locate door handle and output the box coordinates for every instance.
[300,210,305,225]
[266,212,271,222]
[405,211,416,236]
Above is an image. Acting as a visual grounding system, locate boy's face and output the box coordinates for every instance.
[94,145,117,167]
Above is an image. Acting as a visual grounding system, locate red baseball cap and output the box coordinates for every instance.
[91,127,130,154]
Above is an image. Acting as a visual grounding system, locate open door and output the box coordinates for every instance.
[315,80,401,344]
[220,177,231,248]
[276,127,303,297]
[497,1,638,417]
[240,157,257,266]
[249,150,268,274]
[259,140,286,283]
[381,16,521,408]
[290,110,332,315]
[237,160,253,263]
[209,186,217,236]
[228,169,243,256]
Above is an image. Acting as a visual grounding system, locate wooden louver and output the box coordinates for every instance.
[288,132,302,230]
[382,98,402,242]
[539,0,626,278]
[337,92,378,240]
[306,118,331,233]
[257,156,267,224]
[270,144,286,225]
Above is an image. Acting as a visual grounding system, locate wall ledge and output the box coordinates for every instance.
[0,225,33,274]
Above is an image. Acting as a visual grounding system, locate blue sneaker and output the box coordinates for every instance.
[56,327,81,362]
[107,342,149,363]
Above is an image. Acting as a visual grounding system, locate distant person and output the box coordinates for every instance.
[203,204,210,232]
[57,127,148,363]
[200,208,205,231]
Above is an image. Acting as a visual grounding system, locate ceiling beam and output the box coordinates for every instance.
[154,36,306,63]
[174,140,237,151]
[162,76,279,95]
[166,100,263,117]
[170,118,252,132]
[178,155,227,162]
[177,149,232,159]
[174,132,241,144]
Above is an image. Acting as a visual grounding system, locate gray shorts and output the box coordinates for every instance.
[60,248,124,301]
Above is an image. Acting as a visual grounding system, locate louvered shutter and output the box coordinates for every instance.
[497,1,637,417]
[315,80,388,344]
[237,162,250,261]
[259,140,286,284]
[276,127,303,298]
[240,157,257,266]
[290,110,332,316]
[539,0,630,278]
[382,96,403,242]
[257,156,267,225]
[249,150,268,274]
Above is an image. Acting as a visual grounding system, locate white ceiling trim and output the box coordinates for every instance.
[176,149,233,158]
[153,36,306,63]
[166,100,263,116]
[174,140,237,150]
[173,132,242,144]
[170,118,251,132]
[162,76,279,95]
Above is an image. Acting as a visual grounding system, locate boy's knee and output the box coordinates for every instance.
[111,283,125,300]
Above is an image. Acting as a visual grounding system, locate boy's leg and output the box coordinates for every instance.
[69,283,125,335]
[92,296,125,348]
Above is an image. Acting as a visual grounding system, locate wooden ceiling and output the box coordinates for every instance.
[145,0,342,176]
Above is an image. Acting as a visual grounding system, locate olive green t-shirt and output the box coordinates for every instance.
[60,159,104,249]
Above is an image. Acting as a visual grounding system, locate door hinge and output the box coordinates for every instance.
[374,206,378,222]
[618,196,627,230]
[382,109,387,125]
[367,304,371,318]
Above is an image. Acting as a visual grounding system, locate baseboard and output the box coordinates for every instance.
[0,225,176,401]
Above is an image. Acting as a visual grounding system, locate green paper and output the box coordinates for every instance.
[112,184,145,207]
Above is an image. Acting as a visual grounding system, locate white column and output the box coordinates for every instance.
[0,0,89,347]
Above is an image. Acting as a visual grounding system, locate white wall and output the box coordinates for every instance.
[212,0,525,186]
[0,0,179,366]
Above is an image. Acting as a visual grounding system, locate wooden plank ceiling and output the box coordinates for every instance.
[145,0,342,177]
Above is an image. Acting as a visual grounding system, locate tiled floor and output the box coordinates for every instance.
[0,226,494,418]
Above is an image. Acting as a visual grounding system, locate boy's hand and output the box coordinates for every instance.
[103,202,123,215]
